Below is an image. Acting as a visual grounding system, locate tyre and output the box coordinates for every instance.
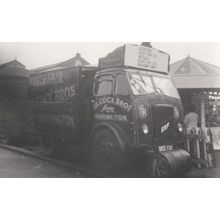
[91,129,124,174]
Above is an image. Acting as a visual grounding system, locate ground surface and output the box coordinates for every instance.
[0,147,86,178]
[0,146,220,178]
[187,151,220,178]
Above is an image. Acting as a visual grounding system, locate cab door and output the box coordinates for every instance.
[93,72,134,146]
[93,73,115,124]
[113,73,134,145]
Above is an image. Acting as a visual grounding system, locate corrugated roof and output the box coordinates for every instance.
[170,56,220,89]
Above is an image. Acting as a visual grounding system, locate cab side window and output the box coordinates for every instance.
[115,74,129,95]
[94,75,113,96]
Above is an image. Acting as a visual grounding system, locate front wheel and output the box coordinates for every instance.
[91,129,124,174]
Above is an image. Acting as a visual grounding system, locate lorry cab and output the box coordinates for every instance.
[93,68,183,149]
[90,44,191,176]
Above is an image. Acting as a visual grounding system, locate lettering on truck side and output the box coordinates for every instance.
[30,71,64,87]
[35,85,76,102]
[95,114,128,122]
[94,97,132,113]
[38,114,75,127]
[100,104,115,113]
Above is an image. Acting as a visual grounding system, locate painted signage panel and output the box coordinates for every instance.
[30,71,64,87]
[124,45,170,73]
[99,44,170,73]
[93,97,132,123]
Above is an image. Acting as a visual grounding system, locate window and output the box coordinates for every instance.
[127,72,155,95]
[153,76,180,99]
[94,75,113,96]
[115,74,129,95]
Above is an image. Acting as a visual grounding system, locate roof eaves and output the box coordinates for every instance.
[190,57,220,69]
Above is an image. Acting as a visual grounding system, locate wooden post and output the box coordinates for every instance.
[201,93,206,128]
[215,96,219,117]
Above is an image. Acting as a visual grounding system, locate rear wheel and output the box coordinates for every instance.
[91,129,124,174]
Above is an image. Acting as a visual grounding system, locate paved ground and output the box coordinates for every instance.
[187,151,220,178]
[0,146,220,178]
[0,147,86,178]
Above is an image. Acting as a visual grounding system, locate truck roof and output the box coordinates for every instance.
[96,67,170,77]
[30,65,99,76]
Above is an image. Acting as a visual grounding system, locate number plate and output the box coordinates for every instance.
[158,145,173,152]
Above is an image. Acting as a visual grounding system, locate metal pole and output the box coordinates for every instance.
[201,93,206,128]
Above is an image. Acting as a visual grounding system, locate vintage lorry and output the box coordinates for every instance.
[26,44,191,177]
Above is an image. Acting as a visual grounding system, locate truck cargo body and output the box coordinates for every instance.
[28,66,97,143]
[0,72,29,144]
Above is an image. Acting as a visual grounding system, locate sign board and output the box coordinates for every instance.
[210,127,220,150]
[124,45,170,73]
[99,44,170,73]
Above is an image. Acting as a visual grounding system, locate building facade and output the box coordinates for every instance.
[170,56,220,127]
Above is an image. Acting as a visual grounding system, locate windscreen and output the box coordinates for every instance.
[127,71,180,99]
[153,76,180,99]
[127,71,155,95]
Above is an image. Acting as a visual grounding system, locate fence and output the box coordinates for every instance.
[184,127,216,168]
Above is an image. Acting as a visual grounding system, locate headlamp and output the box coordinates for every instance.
[142,124,149,134]
[177,123,183,132]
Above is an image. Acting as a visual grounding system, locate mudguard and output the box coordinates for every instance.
[88,122,129,151]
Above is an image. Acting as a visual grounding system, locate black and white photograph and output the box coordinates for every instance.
[1,1,220,220]
[0,42,220,178]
